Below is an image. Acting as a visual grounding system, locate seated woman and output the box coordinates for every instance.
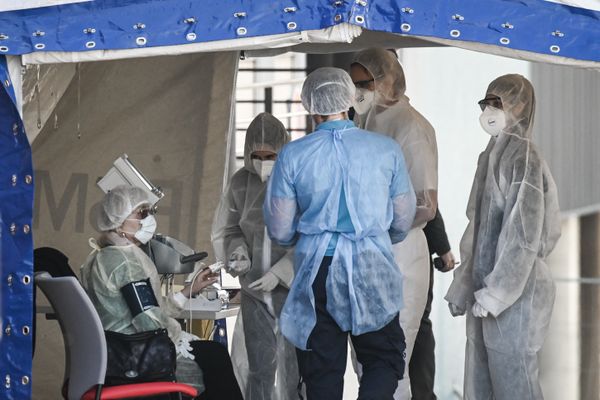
[81,185,242,400]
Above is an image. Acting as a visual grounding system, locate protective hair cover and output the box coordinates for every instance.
[96,185,151,231]
[212,112,290,265]
[485,73,536,139]
[243,112,290,172]
[211,113,297,399]
[352,48,438,228]
[264,120,416,350]
[445,74,561,399]
[80,238,204,392]
[301,67,356,115]
[352,47,407,104]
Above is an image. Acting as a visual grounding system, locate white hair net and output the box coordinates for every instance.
[485,74,536,139]
[243,112,290,172]
[301,67,355,115]
[96,185,151,231]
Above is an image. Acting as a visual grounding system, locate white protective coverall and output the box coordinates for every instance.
[445,74,561,400]
[212,112,299,400]
[352,47,438,399]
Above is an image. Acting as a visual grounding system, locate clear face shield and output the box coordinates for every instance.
[97,153,164,208]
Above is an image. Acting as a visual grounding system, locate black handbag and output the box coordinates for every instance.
[104,328,177,386]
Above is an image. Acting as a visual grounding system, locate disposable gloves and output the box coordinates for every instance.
[227,246,251,276]
[248,271,280,292]
[471,302,489,318]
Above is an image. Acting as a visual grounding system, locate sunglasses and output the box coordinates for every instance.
[135,206,155,219]
[478,96,503,111]
[353,78,375,89]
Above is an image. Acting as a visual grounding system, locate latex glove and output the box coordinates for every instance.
[440,251,457,273]
[448,302,466,317]
[176,339,194,360]
[248,271,280,292]
[270,250,294,289]
[176,331,200,360]
[227,246,251,276]
[471,302,489,318]
[179,330,201,342]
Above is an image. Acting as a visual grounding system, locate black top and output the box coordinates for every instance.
[423,208,451,257]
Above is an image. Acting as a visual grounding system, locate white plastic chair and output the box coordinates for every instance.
[35,272,197,400]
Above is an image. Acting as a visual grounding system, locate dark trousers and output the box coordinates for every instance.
[190,341,243,400]
[296,257,406,400]
[409,264,436,400]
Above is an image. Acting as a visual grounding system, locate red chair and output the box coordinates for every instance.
[35,272,198,400]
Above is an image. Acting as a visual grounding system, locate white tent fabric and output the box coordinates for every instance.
[21,23,364,65]
[0,0,90,12]
[545,0,600,11]
[22,64,76,143]
[6,56,23,113]
[21,24,600,70]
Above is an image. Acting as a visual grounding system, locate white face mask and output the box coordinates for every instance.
[353,88,374,115]
[479,106,506,137]
[252,159,275,183]
[124,215,157,244]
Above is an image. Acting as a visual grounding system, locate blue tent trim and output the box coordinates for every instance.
[0,0,331,54]
[360,0,600,62]
[0,55,34,400]
[0,0,598,62]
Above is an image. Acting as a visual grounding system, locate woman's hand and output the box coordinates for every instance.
[181,268,219,298]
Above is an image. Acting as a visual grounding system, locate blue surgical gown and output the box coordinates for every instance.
[263,119,416,349]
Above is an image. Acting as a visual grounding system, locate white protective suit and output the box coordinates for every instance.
[352,47,438,399]
[445,74,561,400]
[212,112,299,400]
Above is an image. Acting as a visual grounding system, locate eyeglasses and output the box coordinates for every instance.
[135,206,154,219]
[478,96,503,111]
[353,78,374,89]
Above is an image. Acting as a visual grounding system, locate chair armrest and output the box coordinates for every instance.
[82,382,198,400]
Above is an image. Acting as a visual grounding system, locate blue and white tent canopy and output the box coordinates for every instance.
[0,0,598,66]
